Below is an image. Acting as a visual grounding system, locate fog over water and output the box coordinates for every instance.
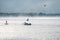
[0,0,60,40]
[0,17,60,40]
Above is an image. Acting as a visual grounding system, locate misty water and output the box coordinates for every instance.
[0,17,60,40]
[1,0,60,40]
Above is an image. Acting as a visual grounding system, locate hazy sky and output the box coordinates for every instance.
[0,0,60,13]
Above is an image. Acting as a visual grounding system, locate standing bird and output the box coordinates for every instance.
[5,20,8,25]
[24,18,31,25]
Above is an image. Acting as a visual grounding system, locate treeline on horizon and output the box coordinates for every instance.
[0,12,60,17]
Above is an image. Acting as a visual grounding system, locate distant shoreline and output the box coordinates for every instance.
[0,13,60,17]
